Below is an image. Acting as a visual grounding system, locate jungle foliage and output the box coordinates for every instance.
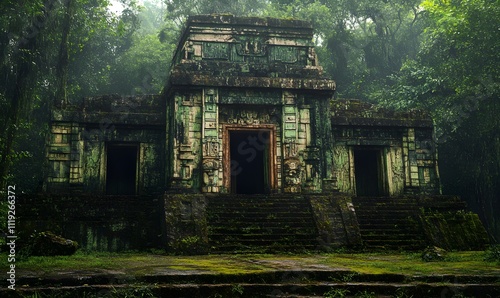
[1,0,498,241]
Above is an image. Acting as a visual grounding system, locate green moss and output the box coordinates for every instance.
[5,251,499,278]
[419,209,489,250]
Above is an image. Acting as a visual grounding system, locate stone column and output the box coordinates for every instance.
[202,88,220,193]
[282,91,302,193]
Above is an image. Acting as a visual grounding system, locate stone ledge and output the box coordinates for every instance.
[169,71,336,91]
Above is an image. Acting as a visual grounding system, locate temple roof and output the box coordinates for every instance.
[331,99,433,128]
[166,14,335,93]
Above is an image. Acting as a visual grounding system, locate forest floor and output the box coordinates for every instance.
[2,250,499,276]
[1,250,499,297]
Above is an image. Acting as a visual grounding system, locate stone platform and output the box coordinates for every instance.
[1,253,499,297]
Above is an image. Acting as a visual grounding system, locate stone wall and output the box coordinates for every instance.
[163,194,208,254]
[331,100,440,196]
[17,194,163,251]
[46,95,165,194]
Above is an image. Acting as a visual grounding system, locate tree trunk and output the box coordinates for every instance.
[55,0,73,108]
[0,0,55,188]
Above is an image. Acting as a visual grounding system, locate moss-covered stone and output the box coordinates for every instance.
[30,231,78,256]
[419,210,490,250]
[163,194,208,254]
[308,194,361,250]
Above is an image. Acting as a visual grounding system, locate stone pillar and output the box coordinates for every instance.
[202,88,221,193]
[69,123,83,186]
[403,128,419,189]
[282,91,302,193]
[171,93,201,191]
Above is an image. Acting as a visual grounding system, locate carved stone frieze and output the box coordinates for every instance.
[219,107,280,125]
[234,36,268,56]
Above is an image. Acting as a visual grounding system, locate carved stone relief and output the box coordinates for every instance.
[219,107,280,125]
[283,158,301,193]
[283,139,298,158]
[202,42,230,60]
[203,138,219,157]
[234,36,267,56]
[202,159,220,191]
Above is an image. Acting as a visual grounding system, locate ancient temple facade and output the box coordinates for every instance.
[43,15,441,196]
[36,15,489,252]
[160,15,442,196]
[164,15,337,195]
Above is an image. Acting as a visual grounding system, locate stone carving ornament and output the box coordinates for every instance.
[284,158,301,193]
[221,108,280,125]
[235,36,267,56]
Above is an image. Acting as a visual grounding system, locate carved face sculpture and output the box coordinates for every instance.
[287,160,298,176]
[284,159,301,189]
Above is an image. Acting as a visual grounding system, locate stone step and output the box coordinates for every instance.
[207,195,318,252]
[7,281,499,297]
[209,210,314,216]
[355,208,417,213]
[356,218,418,225]
[361,240,427,249]
[208,204,312,209]
[354,199,427,249]
[209,242,319,250]
[359,227,424,233]
[210,226,317,233]
[208,206,311,213]
[360,234,425,242]
[209,218,315,225]
[210,233,317,240]
[354,207,418,213]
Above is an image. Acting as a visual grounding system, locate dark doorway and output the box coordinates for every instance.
[106,144,138,195]
[229,130,270,194]
[354,148,386,196]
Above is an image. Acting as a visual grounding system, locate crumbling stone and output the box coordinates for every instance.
[30,231,79,256]
[421,246,447,262]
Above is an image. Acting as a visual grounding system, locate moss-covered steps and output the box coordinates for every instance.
[207,195,319,253]
[352,197,427,250]
[2,269,499,297]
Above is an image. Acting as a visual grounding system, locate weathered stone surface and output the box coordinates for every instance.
[163,194,208,254]
[308,194,362,249]
[421,246,447,262]
[18,194,163,251]
[331,99,433,128]
[30,231,78,256]
[418,208,490,250]
[332,100,440,196]
[46,94,165,194]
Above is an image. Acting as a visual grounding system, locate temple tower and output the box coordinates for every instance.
[164,15,336,194]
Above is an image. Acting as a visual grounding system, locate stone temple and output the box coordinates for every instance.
[24,15,488,252]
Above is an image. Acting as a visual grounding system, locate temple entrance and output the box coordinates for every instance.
[354,148,387,196]
[106,144,138,195]
[228,129,272,194]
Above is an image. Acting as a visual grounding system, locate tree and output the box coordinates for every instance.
[0,0,131,190]
[163,0,268,27]
[385,0,500,241]
[264,0,426,99]
[0,0,58,188]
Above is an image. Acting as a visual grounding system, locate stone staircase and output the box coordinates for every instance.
[352,197,427,250]
[206,195,319,253]
[5,269,500,297]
